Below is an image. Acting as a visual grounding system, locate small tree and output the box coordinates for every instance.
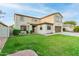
[64,21,76,26]
[74,26,79,32]
[13,29,21,35]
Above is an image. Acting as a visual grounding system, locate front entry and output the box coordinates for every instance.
[55,26,61,32]
[32,25,36,33]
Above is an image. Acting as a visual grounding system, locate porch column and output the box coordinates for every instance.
[28,24,32,34]
[61,25,63,33]
[52,24,55,33]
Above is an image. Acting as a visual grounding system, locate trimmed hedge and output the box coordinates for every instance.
[74,26,79,32]
[13,29,21,35]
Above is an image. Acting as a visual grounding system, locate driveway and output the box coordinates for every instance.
[59,32,79,36]
[0,37,7,51]
[45,32,79,36]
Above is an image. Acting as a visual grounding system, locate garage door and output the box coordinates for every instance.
[0,27,9,37]
[55,26,61,32]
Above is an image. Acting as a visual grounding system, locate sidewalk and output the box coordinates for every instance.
[8,50,38,56]
[0,37,7,52]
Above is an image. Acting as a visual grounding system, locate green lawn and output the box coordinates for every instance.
[1,34,79,56]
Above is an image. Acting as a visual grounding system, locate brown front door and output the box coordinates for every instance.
[55,26,61,32]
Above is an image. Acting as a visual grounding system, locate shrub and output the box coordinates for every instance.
[13,29,21,35]
[74,26,79,32]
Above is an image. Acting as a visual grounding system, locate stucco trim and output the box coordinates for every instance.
[30,22,53,25]
[15,13,40,19]
[15,12,63,20]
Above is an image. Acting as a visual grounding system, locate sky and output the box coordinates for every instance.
[0,3,79,26]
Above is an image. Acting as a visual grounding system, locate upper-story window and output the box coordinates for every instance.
[55,15,62,22]
[20,16,24,21]
[32,18,38,22]
[34,19,37,22]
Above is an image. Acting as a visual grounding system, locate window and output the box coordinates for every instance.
[20,16,24,21]
[32,18,38,22]
[40,26,42,30]
[47,25,51,30]
[55,16,61,22]
[34,20,37,22]
[20,25,26,31]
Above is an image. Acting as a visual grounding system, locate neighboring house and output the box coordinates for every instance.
[14,12,63,34]
[63,24,74,32]
[0,22,9,37]
[9,25,14,35]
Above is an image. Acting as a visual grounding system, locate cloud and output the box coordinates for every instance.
[0,3,47,14]
[0,3,58,15]
[0,3,59,25]
[1,3,79,25]
[62,10,78,19]
[62,4,79,20]
[0,3,79,19]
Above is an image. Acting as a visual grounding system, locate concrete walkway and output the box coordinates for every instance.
[0,37,7,51]
[45,32,79,37]
[8,50,38,56]
[60,32,79,37]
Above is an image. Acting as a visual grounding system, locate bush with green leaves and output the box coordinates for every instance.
[74,26,79,32]
[13,29,21,35]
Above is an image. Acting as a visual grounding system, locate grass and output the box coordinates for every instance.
[1,34,79,56]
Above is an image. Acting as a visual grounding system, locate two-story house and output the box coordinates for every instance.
[14,12,63,34]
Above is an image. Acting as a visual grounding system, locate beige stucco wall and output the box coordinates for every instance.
[0,24,9,37]
[39,15,54,24]
[54,14,63,26]
[14,15,32,29]
[37,14,63,26]
[54,14,63,33]
[14,13,63,34]
[36,24,54,34]
[36,14,63,34]
[36,24,46,34]
[14,15,39,30]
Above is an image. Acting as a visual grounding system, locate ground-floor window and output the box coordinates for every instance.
[40,25,42,30]
[47,25,51,30]
[20,25,26,31]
